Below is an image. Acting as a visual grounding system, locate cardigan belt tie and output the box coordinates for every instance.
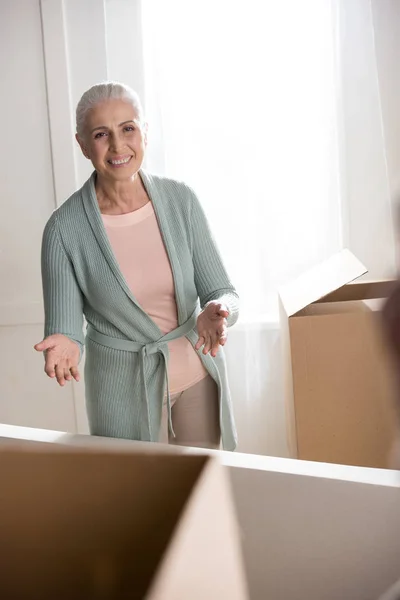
[86,307,199,441]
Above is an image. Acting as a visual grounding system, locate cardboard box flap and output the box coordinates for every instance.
[279,249,367,317]
[148,458,249,600]
[0,448,213,600]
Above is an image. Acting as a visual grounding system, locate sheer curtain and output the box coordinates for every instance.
[136,0,342,455]
[141,0,342,320]
[102,0,398,455]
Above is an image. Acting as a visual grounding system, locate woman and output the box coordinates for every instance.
[35,82,239,450]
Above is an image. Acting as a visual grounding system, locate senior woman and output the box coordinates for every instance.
[34,82,239,450]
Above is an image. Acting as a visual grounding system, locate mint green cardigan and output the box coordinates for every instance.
[41,171,239,450]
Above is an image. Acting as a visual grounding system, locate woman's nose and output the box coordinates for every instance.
[109,133,124,152]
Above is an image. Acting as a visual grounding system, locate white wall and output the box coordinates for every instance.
[0,0,78,432]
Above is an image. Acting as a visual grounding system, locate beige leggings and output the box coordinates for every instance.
[160,375,221,449]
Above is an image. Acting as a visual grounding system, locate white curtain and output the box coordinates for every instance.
[141,0,342,320]
[138,0,342,456]
[102,0,396,455]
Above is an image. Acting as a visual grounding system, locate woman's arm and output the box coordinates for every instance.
[35,213,85,385]
[41,213,85,351]
[189,188,239,328]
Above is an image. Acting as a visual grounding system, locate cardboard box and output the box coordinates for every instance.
[3,428,400,599]
[0,444,248,600]
[279,249,398,468]
[379,577,400,600]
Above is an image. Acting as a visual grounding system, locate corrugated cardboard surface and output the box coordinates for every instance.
[279,249,399,468]
[0,446,248,600]
[279,249,367,317]
[379,577,400,600]
[2,427,400,600]
[290,296,397,467]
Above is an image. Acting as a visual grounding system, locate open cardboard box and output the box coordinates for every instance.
[0,443,248,600]
[279,249,399,469]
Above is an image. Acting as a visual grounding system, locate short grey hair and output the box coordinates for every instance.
[76,81,144,138]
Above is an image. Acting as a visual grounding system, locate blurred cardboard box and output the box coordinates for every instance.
[0,444,248,600]
[279,249,398,468]
[379,577,400,600]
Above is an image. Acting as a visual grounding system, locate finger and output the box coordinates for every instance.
[217,319,227,339]
[195,336,205,351]
[219,331,228,346]
[205,302,224,318]
[34,336,57,352]
[44,354,56,378]
[211,337,220,358]
[203,335,212,355]
[217,304,229,318]
[70,366,80,382]
[210,333,220,355]
[44,364,56,378]
[35,340,48,352]
[55,364,66,387]
[64,368,73,382]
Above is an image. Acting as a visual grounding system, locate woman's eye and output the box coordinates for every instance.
[94,132,107,139]
[124,126,135,132]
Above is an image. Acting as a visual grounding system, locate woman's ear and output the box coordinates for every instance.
[75,133,91,159]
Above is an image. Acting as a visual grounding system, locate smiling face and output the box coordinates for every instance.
[76,98,147,182]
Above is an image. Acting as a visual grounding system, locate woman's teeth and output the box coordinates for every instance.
[108,157,131,165]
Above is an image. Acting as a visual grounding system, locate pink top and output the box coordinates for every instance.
[102,202,208,394]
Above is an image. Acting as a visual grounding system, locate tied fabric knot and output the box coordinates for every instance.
[141,340,162,357]
[85,306,198,442]
[139,340,175,439]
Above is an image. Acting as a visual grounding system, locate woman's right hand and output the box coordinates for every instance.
[34,334,81,386]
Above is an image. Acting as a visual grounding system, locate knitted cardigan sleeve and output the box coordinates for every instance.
[41,213,85,355]
[189,188,239,327]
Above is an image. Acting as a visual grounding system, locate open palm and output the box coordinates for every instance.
[34,334,80,386]
[195,301,229,358]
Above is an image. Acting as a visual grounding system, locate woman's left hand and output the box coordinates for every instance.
[195,302,229,358]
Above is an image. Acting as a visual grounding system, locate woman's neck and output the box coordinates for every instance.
[95,172,150,215]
